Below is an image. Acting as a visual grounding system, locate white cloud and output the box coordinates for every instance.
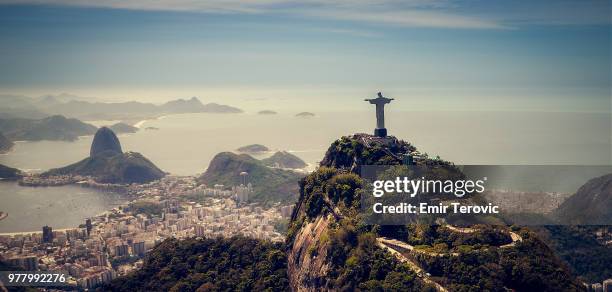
[0,0,606,29]
[305,8,507,29]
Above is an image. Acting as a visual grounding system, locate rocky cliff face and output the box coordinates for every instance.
[90,127,123,157]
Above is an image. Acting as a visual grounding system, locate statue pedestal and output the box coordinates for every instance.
[374,128,387,137]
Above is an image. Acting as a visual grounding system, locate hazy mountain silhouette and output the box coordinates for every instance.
[0,132,13,153]
[0,115,97,141]
[554,173,612,225]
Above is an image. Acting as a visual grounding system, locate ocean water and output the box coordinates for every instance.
[1,111,610,175]
[0,110,610,232]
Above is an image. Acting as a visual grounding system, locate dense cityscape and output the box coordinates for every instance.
[0,176,293,289]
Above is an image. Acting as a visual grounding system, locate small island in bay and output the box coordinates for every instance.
[258,110,277,115]
[295,112,315,118]
[161,97,243,114]
[236,144,269,154]
[261,151,307,169]
[145,126,160,130]
[109,122,139,134]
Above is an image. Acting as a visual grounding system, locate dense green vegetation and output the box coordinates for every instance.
[199,152,303,204]
[128,201,163,217]
[288,135,585,291]
[404,225,512,249]
[45,151,165,184]
[110,255,141,268]
[320,136,413,171]
[102,237,289,292]
[536,226,612,283]
[409,229,583,291]
[288,166,435,290]
[327,220,434,291]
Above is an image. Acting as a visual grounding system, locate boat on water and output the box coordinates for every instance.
[0,212,7,221]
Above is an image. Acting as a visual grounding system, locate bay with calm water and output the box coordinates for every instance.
[0,110,610,232]
[0,181,125,233]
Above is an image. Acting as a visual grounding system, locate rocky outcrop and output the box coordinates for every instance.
[45,127,164,184]
[554,173,612,224]
[90,127,122,157]
[287,214,333,290]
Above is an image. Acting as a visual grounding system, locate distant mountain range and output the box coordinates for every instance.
[0,94,243,146]
[0,94,243,120]
[44,127,165,184]
[160,97,242,114]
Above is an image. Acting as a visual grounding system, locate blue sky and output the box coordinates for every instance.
[0,0,609,111]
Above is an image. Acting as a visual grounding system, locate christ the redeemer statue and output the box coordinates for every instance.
[365,92,394,137]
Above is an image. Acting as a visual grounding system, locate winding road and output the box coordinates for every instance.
[376,225,524,292]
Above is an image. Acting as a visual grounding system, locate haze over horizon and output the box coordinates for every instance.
[0,0,610,112]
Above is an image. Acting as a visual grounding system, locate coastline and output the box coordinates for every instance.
[134,115,166,128]
[0,227,81,237]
